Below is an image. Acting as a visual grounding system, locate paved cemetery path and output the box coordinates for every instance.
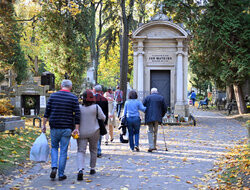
[1,108,247,190]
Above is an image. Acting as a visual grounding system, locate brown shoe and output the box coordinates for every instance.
[148,149,153,152]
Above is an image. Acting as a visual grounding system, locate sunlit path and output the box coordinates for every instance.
[2,108,247,190]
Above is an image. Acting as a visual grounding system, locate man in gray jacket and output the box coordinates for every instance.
[143,88,166,152]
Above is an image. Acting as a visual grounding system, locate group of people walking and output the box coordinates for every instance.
[42,79,167,181]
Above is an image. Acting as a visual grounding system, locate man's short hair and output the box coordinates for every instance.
[151,88,158,93]
[94,84,102,92]
[61,80,72,88]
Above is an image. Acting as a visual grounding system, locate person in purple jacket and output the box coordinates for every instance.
[123,90,146,152]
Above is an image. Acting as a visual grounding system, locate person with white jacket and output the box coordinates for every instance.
[104,90,117,144]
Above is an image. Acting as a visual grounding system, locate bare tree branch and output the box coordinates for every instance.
[15,15,36,22]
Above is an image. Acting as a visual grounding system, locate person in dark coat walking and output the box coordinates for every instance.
[42,80,80,180]
[94,85,109,157]
[143,88,167,152]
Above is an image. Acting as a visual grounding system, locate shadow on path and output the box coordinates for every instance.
[1,107,247,190]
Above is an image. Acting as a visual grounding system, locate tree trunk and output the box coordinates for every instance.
[89,2,97,84]
[233,83,247,114]
[120,0,127,101]
[34,56,38,76]
[119,30,123,87]
[120,0,134,101]
[95,1,103,84]
[226,85,233,102]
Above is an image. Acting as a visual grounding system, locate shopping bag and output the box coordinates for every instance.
[119,127,129,143]
[123,128,129,140]
[30,133,50,162]
[70,136,77,151]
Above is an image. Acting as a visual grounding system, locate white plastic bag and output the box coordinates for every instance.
[123,128,129,140]
[30,133,50,162]
[70,137,77,151]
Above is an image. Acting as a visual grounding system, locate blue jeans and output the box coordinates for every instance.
[198,100,207,108]
[116,103,123,118]
[97,135,102,155]
[127,116,141,150]
[191,98,196,106]
[50,128,71,177]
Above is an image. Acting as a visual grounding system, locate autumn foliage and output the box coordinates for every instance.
[215,142,250,189]
[0,98,14,116]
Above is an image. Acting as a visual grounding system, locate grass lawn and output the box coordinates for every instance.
[0,119,50,177]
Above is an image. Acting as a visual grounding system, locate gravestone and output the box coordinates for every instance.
[87,67,95,85]
[4,70,17,88]
[41,71,55,91]
[0,116,25,132]
[132,13,190,117]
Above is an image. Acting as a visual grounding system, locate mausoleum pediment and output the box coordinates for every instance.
[138,26,182,38]
[133,21,188,39]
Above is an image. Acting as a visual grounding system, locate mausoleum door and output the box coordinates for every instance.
[150,70,170,107]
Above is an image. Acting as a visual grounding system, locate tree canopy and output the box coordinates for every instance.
[0,1,28,84]
[0,0,249,114]
[190,0,250,113]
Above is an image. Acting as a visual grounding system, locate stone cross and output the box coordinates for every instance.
[5,70,16,87]
[159,2,164,14]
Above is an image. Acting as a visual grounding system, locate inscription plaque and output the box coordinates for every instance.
[147,54,174,64]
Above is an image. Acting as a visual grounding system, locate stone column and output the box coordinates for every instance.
[137,39,145,99]
[183,47,189,104]
[175,39,189,116]
[176,39,184,105]
[133,52,138,89]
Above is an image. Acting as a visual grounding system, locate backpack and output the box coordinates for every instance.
[115,91,123,103]
[118,116,128,143]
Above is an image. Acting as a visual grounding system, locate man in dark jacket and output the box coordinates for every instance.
[94,84,108,157]
[42,79,80,180]
[143,88,166,152]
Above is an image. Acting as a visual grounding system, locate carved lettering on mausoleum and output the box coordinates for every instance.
[147,54,174,64]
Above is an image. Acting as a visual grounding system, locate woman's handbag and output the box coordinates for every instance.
[96,105,107,136]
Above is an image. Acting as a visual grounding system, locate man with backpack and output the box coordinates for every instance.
[114,85,123,118]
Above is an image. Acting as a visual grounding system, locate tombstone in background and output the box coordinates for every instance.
[14,75,49,117]
[87,67,95,85]
[0,116,25,132]
[4,70,17,88]
[41,71,55,91]
[132,13,190,117]
[0,70,16,94]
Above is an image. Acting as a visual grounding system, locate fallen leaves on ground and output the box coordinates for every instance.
[0,120,46,188]
[212,141,250,189]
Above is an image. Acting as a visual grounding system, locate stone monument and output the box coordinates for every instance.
[14,74,50,116]
[132,13,190,117]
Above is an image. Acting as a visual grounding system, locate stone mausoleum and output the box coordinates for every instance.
[132,14,189,117]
